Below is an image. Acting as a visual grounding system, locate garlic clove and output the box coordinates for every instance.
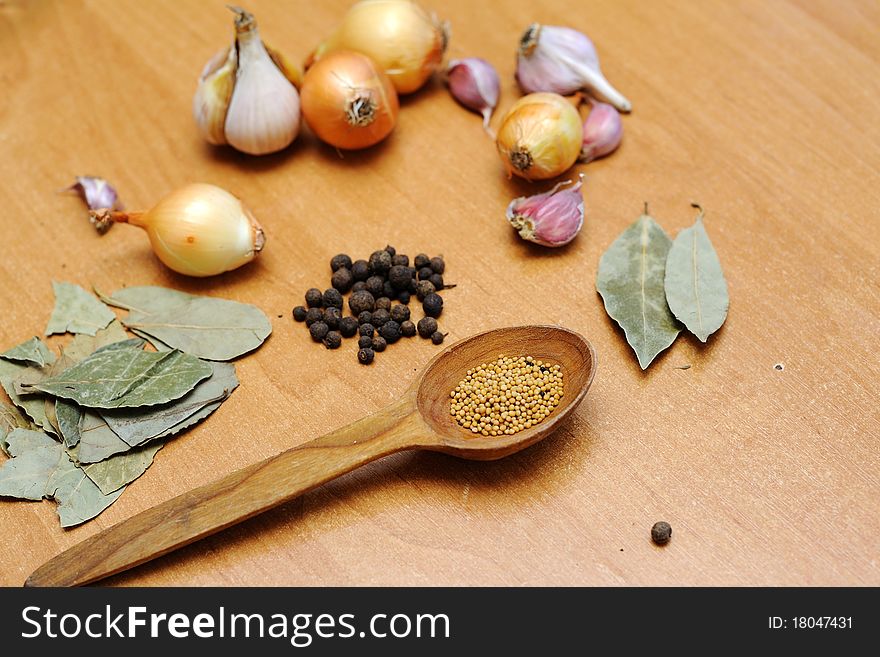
[580,101,623,162]
[193,46,237,145]
[265,42,304,90]
[516,24,631,113]
[506,174,585,247]
[446,58,500,134]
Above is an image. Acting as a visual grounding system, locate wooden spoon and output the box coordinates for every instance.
[26,325,596,587]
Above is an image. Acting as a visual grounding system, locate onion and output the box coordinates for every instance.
[301,50,399,150]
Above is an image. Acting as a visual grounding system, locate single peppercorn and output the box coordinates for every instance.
[383,244,396,257]
[330,254,352,272]
[305,307,324,326]
[429,273,444,290]
[382,280,396,298]
[352,280,367,293]
[422,292,443,317]
[417,316,438,338]
[358,348,375,365]
[309,321,329,342]
[368,250,392,275]
[416,280,435,301]
[374,296,392,311]
[323,306,341,329]
[349,290,375,315]
[390,304,410,323]
[397,290,411,304]
[417,266,433,281]
[407,278,418,293]
[358,335,373,349]
[305,288,323,308]
[339,316,359,338]
[365,275,385,298]
[292,306,307,322]
[323,288,343,309]
[391,254,409,267]
[400,320,416,337]
[651,522,672,546]
[351,259,370,281]
[380,320,401,343]
[358,323,375,337]
[371,336,387,352]
[388,265,412,290]
[371,308,391,327]
[357,310,373,325]
[414,253,430,269]
[431,331,447,345]
[430,256,445,274]
[323,331,342,349]
[331,267,354,293]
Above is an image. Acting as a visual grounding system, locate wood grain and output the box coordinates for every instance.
[1,0,878,586]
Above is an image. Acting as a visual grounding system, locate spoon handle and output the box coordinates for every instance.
[26,398,422,587]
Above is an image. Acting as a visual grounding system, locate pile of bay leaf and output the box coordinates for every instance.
[0,282,270,527]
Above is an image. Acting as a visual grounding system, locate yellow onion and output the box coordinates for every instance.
[309,0,448,94]
[495,92,583,180]
[91,184,265,277]
[301,50,399,150]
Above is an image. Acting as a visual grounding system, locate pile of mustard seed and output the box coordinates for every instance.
[450,355,564,436]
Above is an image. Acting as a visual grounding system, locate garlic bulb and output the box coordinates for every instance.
[495,92,583,180]
[193,7,301,155]
[506,175,584,247]
[91,184,265,277]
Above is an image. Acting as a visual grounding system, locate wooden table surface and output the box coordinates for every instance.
[1,0,878,587]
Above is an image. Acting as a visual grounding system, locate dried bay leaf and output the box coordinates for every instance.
[81,441,164,495]
[63,320,130,363]
[69,411,131,464]
[19,347,212,409]
[597,210,681,369]
[664,206,729,342]
[0,428,122,527]
[56,400,82,448]
[1,402,37,455]
[129,328,173,352]
[102,286,272,361]
[0,358,55,434]
[45,281,115,337]
[0,337,56,367]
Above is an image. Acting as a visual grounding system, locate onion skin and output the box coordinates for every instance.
[301,51,399,150]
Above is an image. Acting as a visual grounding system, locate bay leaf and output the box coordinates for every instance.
[0,358,55,434]
[45,281,115,337]
[101,361,238,446]
[129,328,172,352]
[63,320,130,362]
[80,441,163,495]
[102,286,272,361]
[0,428,122,527]
[1,402,37,455]
[69,410,131,464]
[597,210,681,369]
[19,347,212,409]
[56,400,82,449]
[0,337,56,367]
[664,207,729,342]
[150,398,224,443]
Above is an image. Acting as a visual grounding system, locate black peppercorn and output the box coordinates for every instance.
[379,320,401,343]
[651,522,672,545]
[358,323,375,337]
[292,306,307,322]
[351,259,370,281]
[417,266,433,281]
[339,316,359,338]
[305,307,324,326]
[400,320,416,337]
[397,290,411,304]
[323,288,343,309]
[371,336,387,352]
[422,292,443,317]
[391,254,409,267]
[358,335,373,349]
[349,290,375,315]
[417,316,438,338]
[382,280,396,298]
[429,273,444,290]
[365,275,385,298]
[390,304,410,323]
[416,280,435,301]
[358,348,375,364]
[374,296,392,311]
[383,244,396,257]
[368,250,392,275]
[351,280,367,293]
[407,277,418,293]
[323,306,341,329]
[323,331,342,349]
[371,308,391,326]
[431,331,447,345]
[309,321,329,342]
[388,265,412,290]
[414,253,430,269]
[330,254,352,272]
[305,288,323,308]
[331,267,353,293]
[357,310,373,325]
[429,256,445,274]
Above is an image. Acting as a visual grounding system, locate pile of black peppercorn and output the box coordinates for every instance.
[292,246,451,364]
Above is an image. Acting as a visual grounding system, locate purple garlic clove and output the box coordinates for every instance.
[66,176,124,234]
[506,174,584,247]
[580,101,623,162]
[446,58,501,134]
[516,23,631,113]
